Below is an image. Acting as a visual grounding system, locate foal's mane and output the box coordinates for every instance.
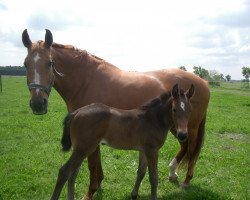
[140,92,172,111]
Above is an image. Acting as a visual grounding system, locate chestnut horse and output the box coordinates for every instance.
[22,29,210,199]
[51,84,194,200]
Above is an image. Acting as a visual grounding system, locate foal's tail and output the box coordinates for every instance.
[61,112,73,152]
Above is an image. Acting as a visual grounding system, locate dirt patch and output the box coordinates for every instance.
[220,132,248,141]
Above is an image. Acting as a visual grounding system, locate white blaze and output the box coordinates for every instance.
[33,53,40,63]
[180,101,185,111]
[33,53,41,95]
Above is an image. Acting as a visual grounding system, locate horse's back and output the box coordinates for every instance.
[147,69,210,106]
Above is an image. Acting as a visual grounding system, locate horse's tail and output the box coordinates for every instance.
[61,112,73,152]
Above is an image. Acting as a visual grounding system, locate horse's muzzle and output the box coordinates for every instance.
[177,131,188,142]
[29,97,48,115]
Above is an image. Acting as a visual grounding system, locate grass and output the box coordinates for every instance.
[0,77,249,200]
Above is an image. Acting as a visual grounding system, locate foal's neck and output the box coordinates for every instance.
[143,101,173,132]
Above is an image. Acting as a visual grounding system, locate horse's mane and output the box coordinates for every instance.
[52,43,105,61]
[140,92,172,111]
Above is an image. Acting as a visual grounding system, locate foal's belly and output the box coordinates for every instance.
[100,136,143,151]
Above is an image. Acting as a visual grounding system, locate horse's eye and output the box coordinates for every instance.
[173,108,176,113]
[23,62,28,68]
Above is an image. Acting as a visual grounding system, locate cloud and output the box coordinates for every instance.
[26,9,91,31]
[203,0,250,28]
[0,1,7,11]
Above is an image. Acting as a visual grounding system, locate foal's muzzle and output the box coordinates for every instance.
[177,131,188,142]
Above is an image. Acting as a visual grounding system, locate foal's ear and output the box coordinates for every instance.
[44,29,53,48]
[186,84,195,99]
[172,84,179,99]
[22,29,32,49]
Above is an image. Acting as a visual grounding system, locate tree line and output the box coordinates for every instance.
[1,65,250,86]
[179,66,250,87]
[0,66,26,76]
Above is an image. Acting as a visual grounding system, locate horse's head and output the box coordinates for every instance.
[171,84,194,143]
[22,29,54,115]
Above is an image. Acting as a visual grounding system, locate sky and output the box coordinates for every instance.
[0,0,249,80]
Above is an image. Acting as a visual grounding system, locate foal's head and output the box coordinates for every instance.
[171,84,194,142]
[22,29,54,114]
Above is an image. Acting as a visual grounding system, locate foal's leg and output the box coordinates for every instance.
[67,167,80,200]
[50,151,85,200]
[145,150,159,200]
[85,146,104,199]
[131,151,147,200]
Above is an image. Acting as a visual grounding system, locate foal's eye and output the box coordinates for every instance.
[48,61,54,67]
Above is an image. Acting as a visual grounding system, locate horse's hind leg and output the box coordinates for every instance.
[131,151,147,199]
[85,146,104,199]
[182,119,205,189]
[50,151,85,200]
[181,129,198,188]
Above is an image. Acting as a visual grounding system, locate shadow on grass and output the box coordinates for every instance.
[119,185,227,200]
[92,179,226,200]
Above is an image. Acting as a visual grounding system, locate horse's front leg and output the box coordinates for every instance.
[169,141,188,182]
[181,128,200,189]
[145,150,159,200]
[85,146,104,199]
[131,151,147,199]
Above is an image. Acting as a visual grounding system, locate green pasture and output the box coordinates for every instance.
[0,76,249,200]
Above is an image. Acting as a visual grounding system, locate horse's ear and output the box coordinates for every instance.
[186,84,195,99]
[22,29,32,49]
[171,84,179,99]
[44,29,53,48]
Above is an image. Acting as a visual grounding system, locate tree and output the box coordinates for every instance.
[193,66,209,79]
[225,74,231,82]
[179,66,187,71]
[209,70,225,82]
[242,66,250,87]
[242,66,250,80]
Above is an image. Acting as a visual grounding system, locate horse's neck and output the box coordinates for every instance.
[51,46,120,111]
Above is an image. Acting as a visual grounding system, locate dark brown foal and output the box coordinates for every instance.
[50,84,194,200]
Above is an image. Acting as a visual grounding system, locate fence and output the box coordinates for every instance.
[0,75,2,92]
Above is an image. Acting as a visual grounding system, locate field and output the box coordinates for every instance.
[0,76,249,200]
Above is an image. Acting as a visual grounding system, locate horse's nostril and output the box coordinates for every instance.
[177,132,187,142]
[43,98,47,106]
[29,97,48,115]
[29,99,33,108]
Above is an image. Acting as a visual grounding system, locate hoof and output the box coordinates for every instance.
[83,194,93,200]
[181,183,189,189]
[169,175,178,182]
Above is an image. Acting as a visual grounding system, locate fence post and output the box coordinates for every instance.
[0,75,2,92]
